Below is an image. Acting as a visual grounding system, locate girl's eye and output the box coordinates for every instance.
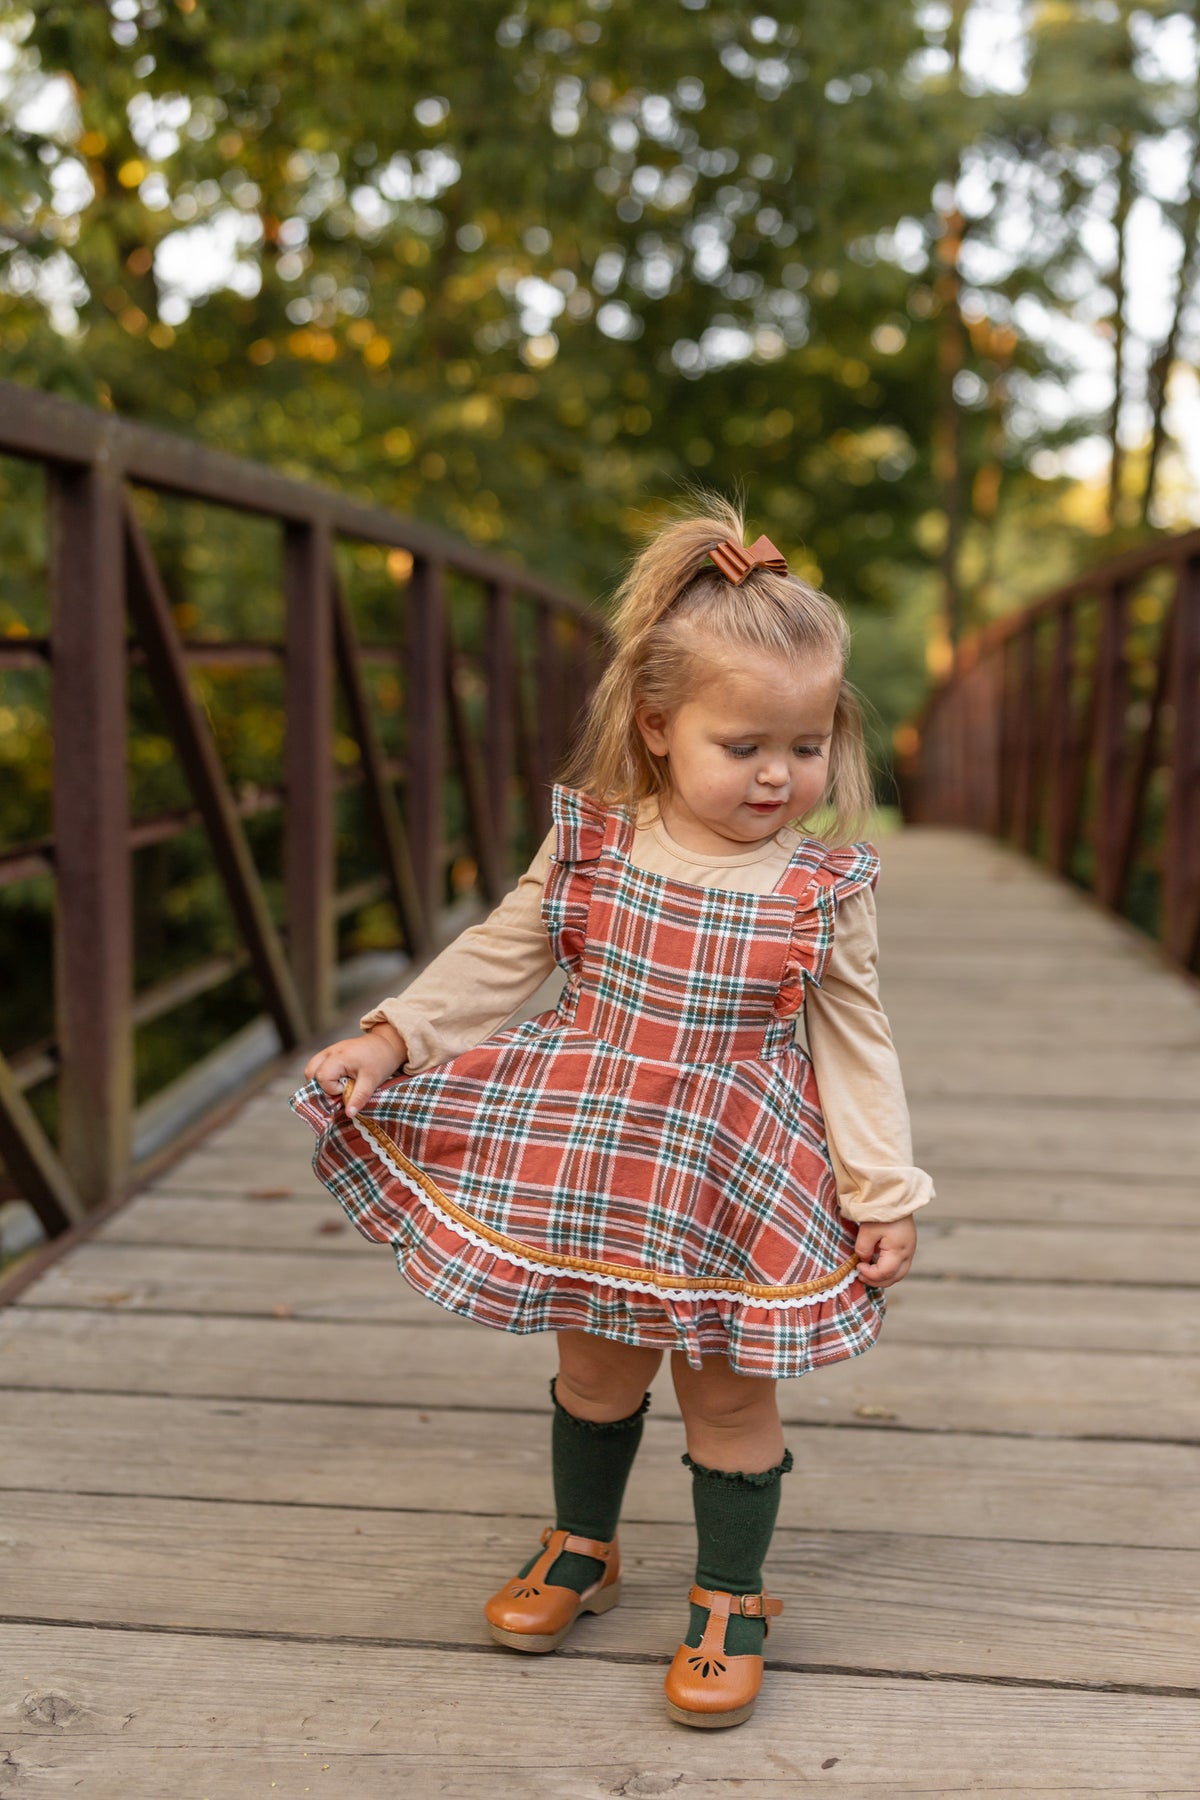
[723,744,824,759]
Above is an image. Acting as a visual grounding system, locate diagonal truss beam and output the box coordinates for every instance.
[443,612,503,905]
[123,500,308,1048]
[0,1052,84,1235]
[331,572,431,959]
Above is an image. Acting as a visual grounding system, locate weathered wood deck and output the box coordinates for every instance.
[2,825,1199,1796]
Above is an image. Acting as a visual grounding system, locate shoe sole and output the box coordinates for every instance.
[665,1698,757,1729]
[486,1578,622,1654]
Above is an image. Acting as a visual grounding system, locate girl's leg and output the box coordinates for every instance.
[671,1352,793,1657]
[671,1350,783,1473]
[523,1331,663,1593]
[556,1328,664,1423]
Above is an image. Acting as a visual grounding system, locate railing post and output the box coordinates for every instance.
[982,649,1005,837]
[1093,584,1130,908]
[407,556,445,924]
[284,517,334,1031]
[484,581,515,880]
[1010,624,1039,851]
[1164,557,1200,968]
[47,449,133,1208]
[1045,606,1076,872]
[996,632,1019,838]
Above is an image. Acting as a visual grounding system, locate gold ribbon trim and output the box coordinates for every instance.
[353,1109,860,1302]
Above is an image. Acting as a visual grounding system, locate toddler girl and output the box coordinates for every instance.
[291,498,934,1729]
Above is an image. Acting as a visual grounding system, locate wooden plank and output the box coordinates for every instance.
[1,1377,1199,1549]
[903,1054,1199,1102]
[905,1102,1199,1178]
[2,1490,1197,1689]
[2,1320,1197,1441]
[92,1196,1200,1283]
[895,1167,1200,1227]
[3,1627,1195,1798]
[17,1238,1200,1355]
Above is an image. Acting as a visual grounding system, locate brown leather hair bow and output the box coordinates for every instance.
[709,534,789,585]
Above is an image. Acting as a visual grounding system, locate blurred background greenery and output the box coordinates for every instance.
[1,0,1198,1122]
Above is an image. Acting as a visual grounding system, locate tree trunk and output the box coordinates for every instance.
[933,205,967,647]
[1141,139,1200,524]
[1106,132,1134,530]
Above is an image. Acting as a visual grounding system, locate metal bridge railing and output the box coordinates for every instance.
[0,383,604,1237]
[901,530,1200,977]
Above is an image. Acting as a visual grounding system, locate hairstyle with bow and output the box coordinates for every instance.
[559,492,875,845]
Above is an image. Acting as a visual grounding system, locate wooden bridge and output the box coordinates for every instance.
[2,389,1198,1794]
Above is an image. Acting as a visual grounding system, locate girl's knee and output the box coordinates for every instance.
[673,1354,777,1431]
[555,1331,662,1422]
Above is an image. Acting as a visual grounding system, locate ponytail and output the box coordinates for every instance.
[559,492,876,846]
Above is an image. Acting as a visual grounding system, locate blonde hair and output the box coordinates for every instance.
[560,494,876,846]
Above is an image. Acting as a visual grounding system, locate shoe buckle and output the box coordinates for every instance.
[739,1593,765,1618]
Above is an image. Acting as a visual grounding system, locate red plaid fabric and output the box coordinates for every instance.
[290,782,887,1376]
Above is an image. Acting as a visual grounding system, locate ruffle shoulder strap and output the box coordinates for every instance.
[809,837,881,903]
[549,781,609,866]
[542,783,612,979]
[773,837,881,1018]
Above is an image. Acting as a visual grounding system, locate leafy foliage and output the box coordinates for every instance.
[0,0,1197,1101]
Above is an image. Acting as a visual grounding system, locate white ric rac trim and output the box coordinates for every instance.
[353,1117,864,1314]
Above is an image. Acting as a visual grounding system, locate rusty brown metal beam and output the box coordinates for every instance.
[47,455,134,1210]
[331,571,429,958]
[444,615,503,906]
[283,517,335,1032]
[1164,558,1200,967]
[405,557,445,924]
[906,534,1200,977]
[484,583,515,883]
[0,1051,83,1235]
[0,380,599,623]
[125,500,308,1047]
[0,383,602,1237]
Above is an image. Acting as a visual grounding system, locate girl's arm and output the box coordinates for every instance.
[802,885,934,1225]
[359,827,558,1073]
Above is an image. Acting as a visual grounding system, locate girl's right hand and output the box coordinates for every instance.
[303,1023,407,1117]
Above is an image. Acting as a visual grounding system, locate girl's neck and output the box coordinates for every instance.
[647,796,787,860]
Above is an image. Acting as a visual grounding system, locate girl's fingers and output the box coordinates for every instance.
[309,1054,351,1098]
[342,1070,378,1117]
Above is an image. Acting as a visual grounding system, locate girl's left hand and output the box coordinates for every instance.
[854,1216,917,1287]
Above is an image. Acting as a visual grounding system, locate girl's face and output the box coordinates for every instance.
[635,643,842,855]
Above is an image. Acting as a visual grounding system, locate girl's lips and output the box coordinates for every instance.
[746,800,784,811]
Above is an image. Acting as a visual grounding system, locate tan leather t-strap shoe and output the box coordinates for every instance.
[484,1526,621,1653]
[664,1584,784,1728]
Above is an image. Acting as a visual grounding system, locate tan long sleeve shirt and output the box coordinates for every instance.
[361,803,934,1227]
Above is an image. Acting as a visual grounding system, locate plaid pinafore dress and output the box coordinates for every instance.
[290,782,886,1377]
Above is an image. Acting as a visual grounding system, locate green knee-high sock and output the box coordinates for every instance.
[683,1449,794,1657]
[517,1377,650,1594]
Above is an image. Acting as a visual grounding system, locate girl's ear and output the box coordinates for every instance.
[635,702,670,756]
